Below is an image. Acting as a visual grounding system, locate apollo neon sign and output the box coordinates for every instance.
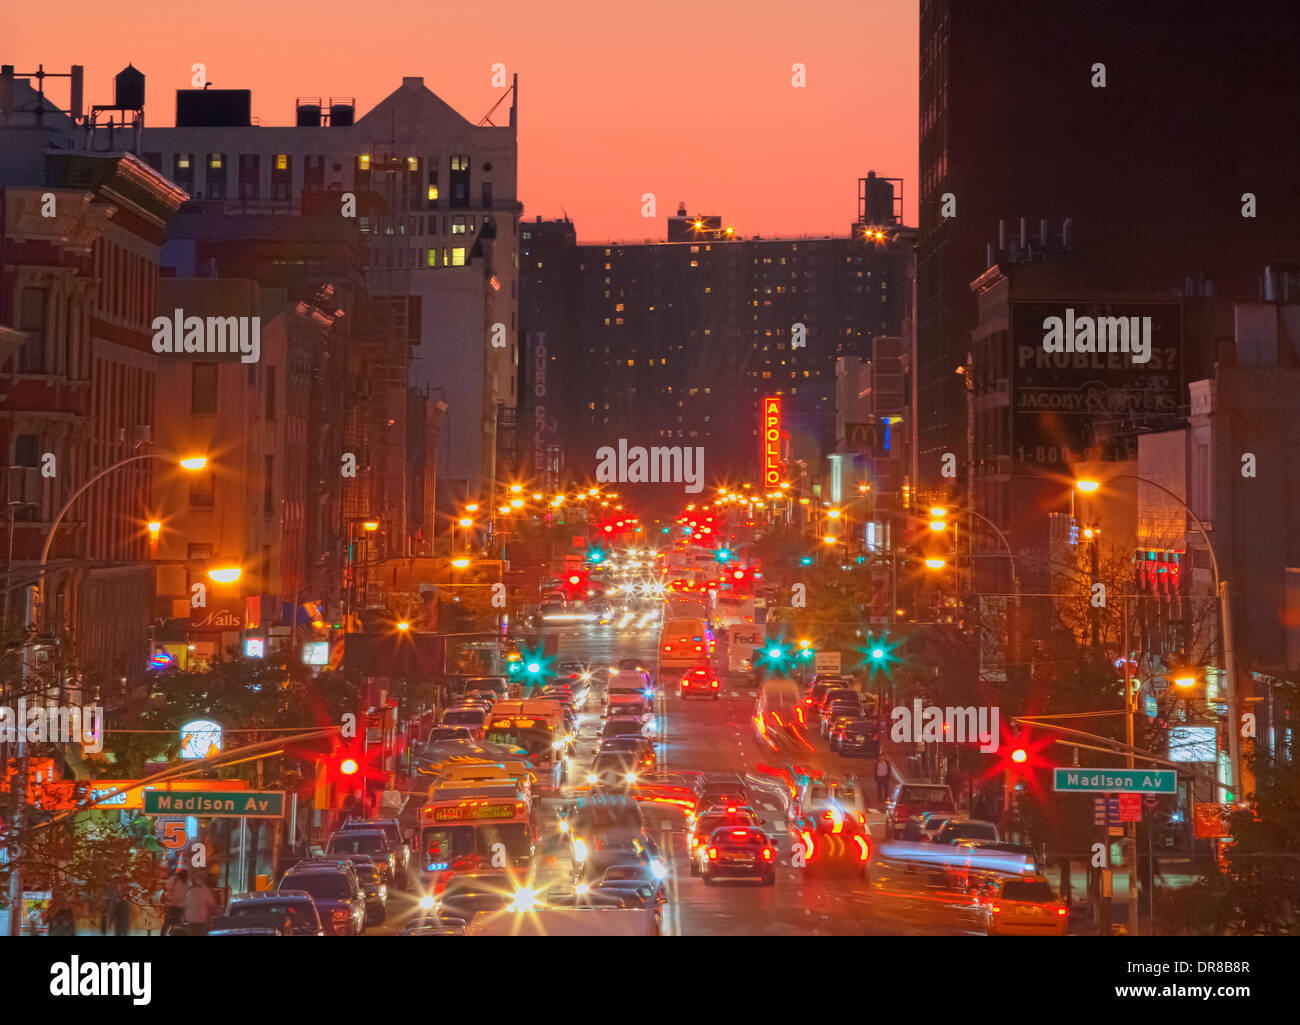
[761,396,782,487]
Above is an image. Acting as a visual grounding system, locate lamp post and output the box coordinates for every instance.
[1076,476,1239,804]
[10,451,205,935]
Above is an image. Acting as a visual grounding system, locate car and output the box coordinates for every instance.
[340,857,389,924]
[336,818,411,886]
[694,773,753,811]
[207,912,293,936]
[816,688,861,721]
[592,873,667,929]
[688,806,762,874]
[587,750,643,789]
[595,861,668,902]
[603,694,654,722]
[458,675,510,698]
[561,794,647,861]
[828,717,880,756]
[906,813,956,843]
[819,701,864,737]
[617,658,652,679]
[790,809,871,879]
[607,673,653,699]
[885,783,957,839]
[701,826,778,885]
[223,890,324,936]
[598,735,656,771]
[399,921,469,935]
[800,780,867,823]
[575,835,658,884]
[935,819,1000,845]
[543,885,628,909]
[324,829,398,884]
[601,716,651,741]
[426,725,474,744]
[438,706,487,740]
[276,860,368,935]
[980,877,1069,936]
[679,666,721,699]
[436,871,518,922]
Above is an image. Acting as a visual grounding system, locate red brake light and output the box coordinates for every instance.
[711,680,719,688]
[990,905,1002,914]
[707,847,718,860]
[1057,907,1067,917]
[761,847,773,861]
[730,829,748,838]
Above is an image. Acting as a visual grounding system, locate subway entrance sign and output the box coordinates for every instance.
[1053,769,1176,794]
[143,789,285,817]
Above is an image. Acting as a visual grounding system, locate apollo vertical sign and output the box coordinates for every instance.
[761,396,783,487]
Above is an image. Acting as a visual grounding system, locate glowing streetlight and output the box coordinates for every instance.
[451,557,471,569]
[362,520,379,532]
[1173,674,1196,689]
[509,484,523,494]
[930,507,947,517]
[147,521,162,536]
[822,535,838,544]
[464,503,479,513]
[924,557,946,570]
[1076,479,1100,493]
[930,520,946,531]
[208,566,241,583]
[396,621,409,631]
[827,509,842,520]
[510,498,524,508]
[179,456,208,470]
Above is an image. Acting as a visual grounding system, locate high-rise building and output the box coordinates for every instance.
[141,75,520,502]
[521,184,909,500]
[918,0,1300,488]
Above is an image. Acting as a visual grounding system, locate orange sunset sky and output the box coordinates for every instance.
[7,0,919,241]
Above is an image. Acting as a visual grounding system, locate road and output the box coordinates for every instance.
[372,619,985,935]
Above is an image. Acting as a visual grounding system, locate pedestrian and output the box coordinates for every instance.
[874,753,892,803]
[101,883,124,936]
[183,872,217,937]
[162,867,188,936]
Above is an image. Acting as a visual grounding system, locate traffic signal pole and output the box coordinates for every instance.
[1123,600,1140,937]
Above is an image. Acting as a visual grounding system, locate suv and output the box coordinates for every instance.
[224,890,324,936]
[934,818,1000,845]
[884,783,957,840]
[325,828,398,885]
[277,860,368,935]
[694,773,752,812]
[336,818,411,887]
[701,826,778,886]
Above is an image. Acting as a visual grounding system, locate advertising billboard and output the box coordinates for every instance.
[1011,301,1182,472]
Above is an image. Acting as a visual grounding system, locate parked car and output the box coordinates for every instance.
[223,891,324,936]
[884,783,957,840]
[276,860,367,935]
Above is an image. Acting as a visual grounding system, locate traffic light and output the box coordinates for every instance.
[860,635,899,677]
[758,641,792,674]
[339,757,359,777]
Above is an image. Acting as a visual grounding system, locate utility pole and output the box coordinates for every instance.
[1124,598,1139,937]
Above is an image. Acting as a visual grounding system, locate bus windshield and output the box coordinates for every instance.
[485,727,554,760]
[420,822,532,869]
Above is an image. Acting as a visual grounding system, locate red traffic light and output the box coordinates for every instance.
[1010,749,1027,764]
[339,757,359,776]
[568,575,580,585]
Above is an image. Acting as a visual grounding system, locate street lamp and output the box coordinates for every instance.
[1074,474,1240,802]
[924,557,946,570]
[451,557,471,569]
[208,567,241,584]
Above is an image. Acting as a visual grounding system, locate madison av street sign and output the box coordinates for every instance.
[1053,768,1177,794]
[143,789,285,817]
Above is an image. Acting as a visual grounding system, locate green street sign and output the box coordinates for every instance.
[1052,769,1177,794]
[143,789,285,818]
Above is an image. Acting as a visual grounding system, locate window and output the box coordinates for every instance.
[189,472,215,508]
[271,154,292,200]
[14,434,39,468]
[173,153,195,190]
[265,366,277,420]
[481,181,492,208]
[187,543,214,559]
[264,456,274,516]
[206,153,228,199]
[451,247,466,267]
[17,287,46,373]
[427,248,438,268]
[238,154,260,200]
[451,215,467,235]
[191,363,218,413]
[303,154,324,187]
[449,154,469,208]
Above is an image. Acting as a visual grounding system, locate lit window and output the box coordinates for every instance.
[359,154,371,170]
[209,154,222,169]
[275,154,288,171]
[407,156,419,170]
[427,249,438,268]
[451,247,466,267]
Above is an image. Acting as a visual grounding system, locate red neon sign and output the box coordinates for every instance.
[762,396,782,487]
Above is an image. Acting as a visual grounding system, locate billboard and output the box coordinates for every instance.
[761,396,782,487]
[1011,301,1182,472]
[1168,725,1217,762]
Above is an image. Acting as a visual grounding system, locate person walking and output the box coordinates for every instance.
[875,753,893,804]
[183,872,217,937]
[162,868,188,936]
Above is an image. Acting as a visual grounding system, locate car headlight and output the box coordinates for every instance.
[650,860,667,880]
[418,895,436,910]
[552,740,565,749]
[586,773,598,784]
[573,838,588,863]
[558,820,569,833]
[626,771,639,784]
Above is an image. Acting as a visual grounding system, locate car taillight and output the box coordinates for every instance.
[990,905,1002,914]
[663,645,672,652]
[690,837,699,848]
[1057,907,1067,917]
[761,848,773,861]
[707,847,718,860]
[694,645,702,652]
[854,836,870,861]
[332,909,349,921]
[710,680,719,688]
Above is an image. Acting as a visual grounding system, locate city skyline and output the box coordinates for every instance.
[6,0,920,241]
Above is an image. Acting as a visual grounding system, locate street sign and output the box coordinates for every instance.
[1052,768,1177,794]
[814,652,841,673]
[1118,794,1142,822]
[143,789,285,818]
[1193,802,1237,839]
[1092,797,1106,825]
[1105,796,1120,824]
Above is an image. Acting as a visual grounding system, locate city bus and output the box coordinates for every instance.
[483,713,567,788]
[417,782,536,892]
[659,616,714,671]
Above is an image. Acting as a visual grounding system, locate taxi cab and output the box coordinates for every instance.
[978,876,1069,936]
